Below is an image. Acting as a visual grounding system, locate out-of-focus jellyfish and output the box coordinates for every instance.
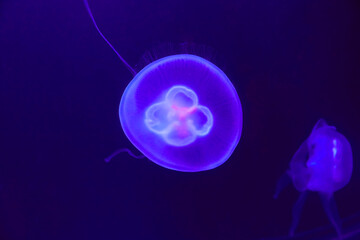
[274,119,353,239]
[83,0,242,171]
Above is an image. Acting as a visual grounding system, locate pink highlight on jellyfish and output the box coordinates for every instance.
[145,85,213,147]
[171,104,196,119]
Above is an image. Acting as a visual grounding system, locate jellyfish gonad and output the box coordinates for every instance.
[274,119,353,239]
[83,0,243,172]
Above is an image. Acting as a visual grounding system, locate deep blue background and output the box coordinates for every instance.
[1,0,360,239]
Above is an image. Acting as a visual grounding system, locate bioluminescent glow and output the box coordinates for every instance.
[120,54,242,172]
[83,0,243,172]
[144,85,213,147]
[274,119,353,238]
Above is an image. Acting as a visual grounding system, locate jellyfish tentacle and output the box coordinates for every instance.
[105,148,145,163]
[289,191,308,237]
[83,0,136,76]
[319,192,343,239]
[273,171,291,199]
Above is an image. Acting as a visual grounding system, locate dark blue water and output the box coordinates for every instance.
[1,0,360,239]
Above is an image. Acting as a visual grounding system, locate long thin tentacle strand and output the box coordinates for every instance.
[83,0,137,76]
[105,148,145,163]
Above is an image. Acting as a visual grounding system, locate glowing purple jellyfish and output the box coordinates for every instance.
[84,0,242,172]
[274,119,353,239]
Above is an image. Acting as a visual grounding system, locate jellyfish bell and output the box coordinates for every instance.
[83,0,243,172]
[288,119,353,194]
[120,54,242,171]
[304,119,353,193]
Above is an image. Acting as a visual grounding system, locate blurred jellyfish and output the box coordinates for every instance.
[83,0,242,171]
[274,119,353,239]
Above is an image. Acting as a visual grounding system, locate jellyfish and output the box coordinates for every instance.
[274,119,353,239]
[83,0,243,172]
